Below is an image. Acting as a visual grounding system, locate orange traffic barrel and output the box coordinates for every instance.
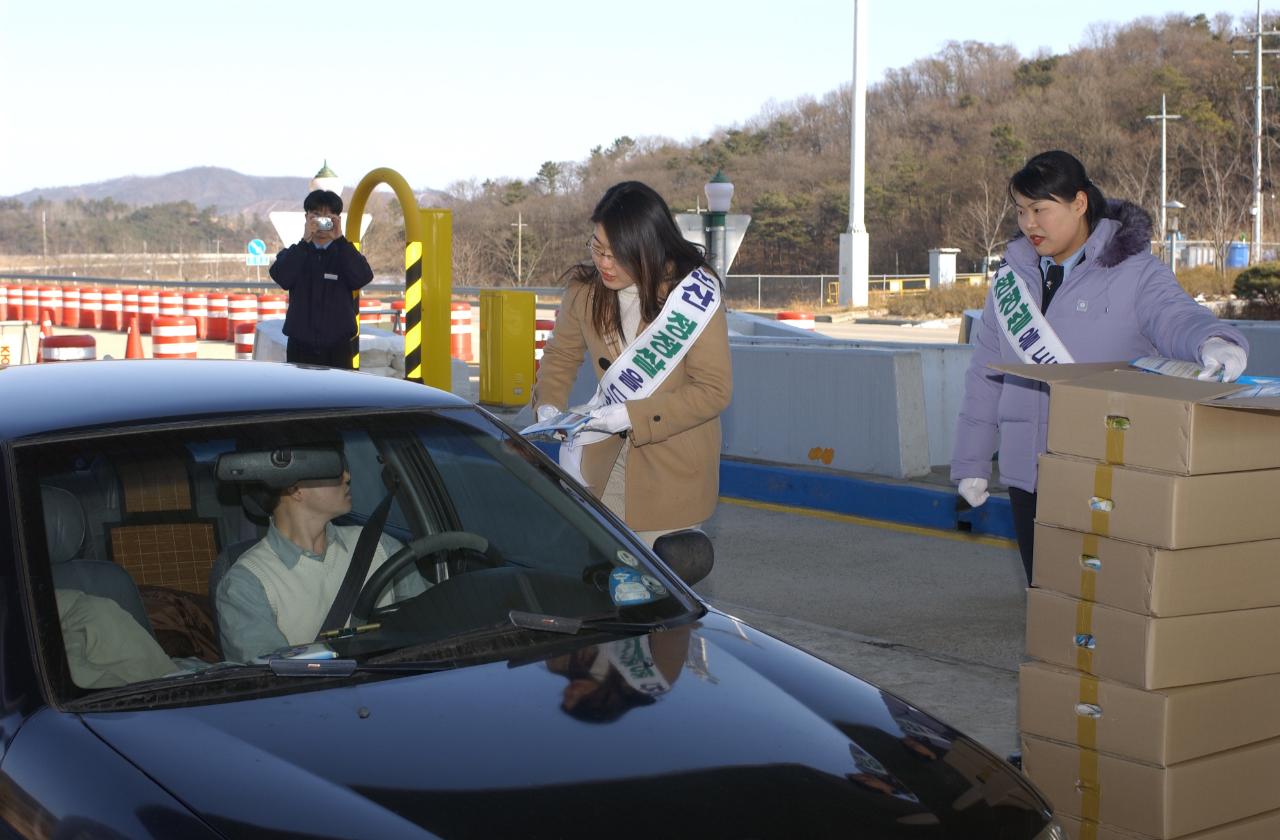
[183,292,208,339]
[38,287,63,326]
[777,311,816,330]
[234,322,255,359]
[358,296,383,324]
[102,288,124,331]
[79,287,103,329]
[121,289,140,332]
[41,334,96,363]
[159,290,184,320]
[534,318,555,370]
[151,316,198,359]
[258,293,287,322]
[227,294,258,342]
[0,284,8,321]
[60,286,80,327]
[451,302,473,361]
[21,286,40,322]
[206,292,229,340]
[138,290,160,334]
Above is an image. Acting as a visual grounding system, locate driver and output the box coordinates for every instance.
[216,463,428,662]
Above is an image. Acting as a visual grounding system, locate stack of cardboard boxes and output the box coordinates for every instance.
[1003,363,1280,839]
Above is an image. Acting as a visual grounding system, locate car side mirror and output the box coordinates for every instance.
[652,529,714,587]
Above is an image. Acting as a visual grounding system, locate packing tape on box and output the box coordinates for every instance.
[1075,673,1100,750]
[1104,413,1128,464]
[1077,745,1102,822]
[1079,533,1100,602]
[1078,818,1100,840]
[1075,600,1095,673]
[1090,464,1113,536]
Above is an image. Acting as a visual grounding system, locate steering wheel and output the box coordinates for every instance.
[351,531,489,624]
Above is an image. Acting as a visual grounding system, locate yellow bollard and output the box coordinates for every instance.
[478,289,535,406]
[345,168,451,390]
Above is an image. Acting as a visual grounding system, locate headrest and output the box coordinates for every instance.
[41,485,86,564]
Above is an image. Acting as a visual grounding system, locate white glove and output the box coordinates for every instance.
[536,404,562,423]
[580,403,632,436]
[1197,338,1247,383]
[958,477,989,508]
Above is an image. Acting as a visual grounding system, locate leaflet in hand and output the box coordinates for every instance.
[1132,356,1280,398]
[520,410,591,438]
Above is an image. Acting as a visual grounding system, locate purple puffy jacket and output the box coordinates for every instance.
[951,200,1248,493]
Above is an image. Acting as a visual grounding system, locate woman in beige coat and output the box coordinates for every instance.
[532,181,732,545]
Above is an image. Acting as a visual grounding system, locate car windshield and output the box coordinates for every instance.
[15,408,696,708]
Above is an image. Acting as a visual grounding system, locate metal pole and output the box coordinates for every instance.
[1256,0,1265,264]
[1145,96,1180,255]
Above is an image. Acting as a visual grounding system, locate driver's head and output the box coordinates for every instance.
[277,467,353,521]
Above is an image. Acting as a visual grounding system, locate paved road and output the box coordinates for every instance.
[696,497,1027,755]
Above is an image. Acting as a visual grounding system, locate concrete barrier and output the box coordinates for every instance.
[723,344,930,479]
[1224,320,1280,377]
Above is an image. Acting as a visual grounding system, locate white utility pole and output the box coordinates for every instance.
[838,0,870,307]
[1237,1,1280,264]
[1144,95,1181,252]
[511,212,527,284]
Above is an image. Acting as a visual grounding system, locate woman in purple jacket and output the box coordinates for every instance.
[951,150,1249,582]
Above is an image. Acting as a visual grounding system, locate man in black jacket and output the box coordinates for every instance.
[270,189,374,368]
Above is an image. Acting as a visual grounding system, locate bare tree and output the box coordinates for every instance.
[957,178,1012,271]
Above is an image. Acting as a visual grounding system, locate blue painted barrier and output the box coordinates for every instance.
[529,440,1015,541]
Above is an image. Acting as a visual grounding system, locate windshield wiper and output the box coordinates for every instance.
[366,611,660,667]
[507,610,660,635]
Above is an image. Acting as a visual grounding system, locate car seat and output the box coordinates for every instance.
[206,486,271,629]
[43,485,155,638]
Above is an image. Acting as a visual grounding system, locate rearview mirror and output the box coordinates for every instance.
[216,448,345,490]
[652,529,714,587]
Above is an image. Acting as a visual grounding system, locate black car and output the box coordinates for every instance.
[0,360,1065,839]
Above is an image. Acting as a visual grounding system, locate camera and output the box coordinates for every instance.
[315,217,334,232]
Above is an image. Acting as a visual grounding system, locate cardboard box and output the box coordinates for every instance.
[1059,808,1280,840]
[1022,733,1280,839]
[1033,524,1280,616]
[1018,661,1280,765]
[1036,453,1280,549]
[996,363,1280,475]
[1025,588,1280,689]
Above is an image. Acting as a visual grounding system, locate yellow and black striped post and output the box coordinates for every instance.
[345,168,451,389]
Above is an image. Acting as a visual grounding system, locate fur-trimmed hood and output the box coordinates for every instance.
[1008,199,1152,268]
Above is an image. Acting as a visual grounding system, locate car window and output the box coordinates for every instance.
[16,409,693,708]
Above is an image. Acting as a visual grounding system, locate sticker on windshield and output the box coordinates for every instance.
[616,550,639,568]
[610,567,656,605]
[640,574,667,597]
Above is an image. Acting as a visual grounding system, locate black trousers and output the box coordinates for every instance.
[286,337,354,369]
[1008,487,1037,585]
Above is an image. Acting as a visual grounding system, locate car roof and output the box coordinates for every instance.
[0,360,472,440]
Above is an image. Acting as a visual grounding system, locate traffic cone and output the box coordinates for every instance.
[36,311,54,363]
[125,316,145,360]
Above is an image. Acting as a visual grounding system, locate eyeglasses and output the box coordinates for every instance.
[586,237,616,265]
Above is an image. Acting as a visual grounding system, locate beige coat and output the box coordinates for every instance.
[532,280,732,531]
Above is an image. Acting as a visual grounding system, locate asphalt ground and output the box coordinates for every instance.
[697,498,1025,756]
[30,318,1025,755]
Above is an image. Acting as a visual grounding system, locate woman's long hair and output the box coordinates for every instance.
[564,181,715,344]
[1009,150,1109,234]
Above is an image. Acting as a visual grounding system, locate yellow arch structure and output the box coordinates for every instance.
[345,167,452,390]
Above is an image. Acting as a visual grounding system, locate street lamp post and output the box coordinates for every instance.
[1145,95,1181,253]
[703,171,734,279]
[1165,200,1185,273]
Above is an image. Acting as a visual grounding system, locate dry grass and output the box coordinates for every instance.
[1175,265,1238,299]
[873,285,989,319]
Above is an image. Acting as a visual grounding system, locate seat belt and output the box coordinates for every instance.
[320,481,397,634]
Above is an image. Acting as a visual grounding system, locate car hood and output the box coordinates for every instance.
[82,610,1048,839]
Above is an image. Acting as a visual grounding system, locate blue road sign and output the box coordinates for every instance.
[247,238,270,266]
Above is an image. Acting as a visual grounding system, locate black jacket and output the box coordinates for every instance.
[269,237,374,345]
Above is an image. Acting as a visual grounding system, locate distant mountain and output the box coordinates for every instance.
[4,167,451,215]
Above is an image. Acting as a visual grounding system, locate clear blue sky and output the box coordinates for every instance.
[0,1,1268,196]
